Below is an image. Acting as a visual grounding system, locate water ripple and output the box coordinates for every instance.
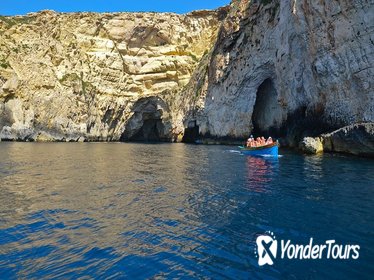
[0,143,373,278]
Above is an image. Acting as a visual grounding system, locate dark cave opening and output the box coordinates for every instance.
[251,78,282,137]
[128,119,165,142]
[120,97,171,142]
[182,120,200,143]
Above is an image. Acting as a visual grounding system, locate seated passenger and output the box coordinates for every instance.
[246,135,255,147]
[246,138,252,147]
[266,137,273,144]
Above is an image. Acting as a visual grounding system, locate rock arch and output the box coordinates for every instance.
[120,97,172,142]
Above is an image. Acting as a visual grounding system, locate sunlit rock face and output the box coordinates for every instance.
[0,9,227,141]
[186,0,374,145]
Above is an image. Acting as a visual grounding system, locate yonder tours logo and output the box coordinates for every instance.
[254,231,360,266]
[255,231,278,266]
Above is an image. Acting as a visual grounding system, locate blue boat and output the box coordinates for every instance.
[240,142,279,157]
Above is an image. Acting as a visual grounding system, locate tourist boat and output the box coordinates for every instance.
[240,141,279,157]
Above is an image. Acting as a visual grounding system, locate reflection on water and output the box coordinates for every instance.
[0,143,373,279]
[245,156,278,193]
[303,154,324,180]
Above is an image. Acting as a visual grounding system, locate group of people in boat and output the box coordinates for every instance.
[246,135,273,148]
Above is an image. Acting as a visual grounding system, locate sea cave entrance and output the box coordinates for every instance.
[182,120,200,143]
[251,78,282,137]
[120,97,172,142]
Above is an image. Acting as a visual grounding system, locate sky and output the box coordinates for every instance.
[0,0,230,16]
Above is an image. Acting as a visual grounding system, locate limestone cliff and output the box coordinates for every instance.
[0,0,373,151]
[186,0,374,146]
[0,9,227,141]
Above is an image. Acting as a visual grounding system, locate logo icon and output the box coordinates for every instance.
[255,231,277,266]
[254,231,360,266]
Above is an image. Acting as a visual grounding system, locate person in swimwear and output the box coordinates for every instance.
[266,137,273,145]
[246,135,255,147]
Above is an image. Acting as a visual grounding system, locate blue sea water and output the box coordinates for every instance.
[0,142,373,279]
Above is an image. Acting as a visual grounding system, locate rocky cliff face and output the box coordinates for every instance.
[0,9,226,141]
[1,0,373,148]
[188,0,373,146]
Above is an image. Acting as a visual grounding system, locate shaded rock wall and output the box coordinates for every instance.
[188,0,374,146]
[299,123,374,157]
[322,122,374,157]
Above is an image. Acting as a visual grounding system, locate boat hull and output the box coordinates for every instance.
[240,143,278,157]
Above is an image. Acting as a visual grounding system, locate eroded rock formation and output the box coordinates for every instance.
[299,123,374,156]
[0,0,373,157]
[0,8,227,141]
[186,0,374,148]
[322,123,374,157]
